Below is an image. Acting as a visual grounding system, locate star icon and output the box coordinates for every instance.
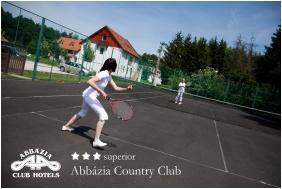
[93,152,101,160]
[71,152,79,160]
[82,152,90,160]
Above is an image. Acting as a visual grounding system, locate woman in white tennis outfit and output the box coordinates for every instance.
[175,78,186,105]
[62,58,132,147]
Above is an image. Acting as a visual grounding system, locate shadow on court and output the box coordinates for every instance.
[71,126,116,150]
[1,80,281,188]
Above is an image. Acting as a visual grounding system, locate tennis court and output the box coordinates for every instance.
[1,79,281,188]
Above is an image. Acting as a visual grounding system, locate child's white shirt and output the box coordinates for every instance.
[178,82,186,93]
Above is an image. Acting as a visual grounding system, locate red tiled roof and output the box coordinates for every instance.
[89,26,140,59]
[107,26,140,59]
[57,37,82,51]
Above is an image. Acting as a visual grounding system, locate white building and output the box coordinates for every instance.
[75,25,143,82]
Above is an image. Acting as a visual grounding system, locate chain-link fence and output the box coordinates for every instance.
[134,64,280,114]
[1,2,281,115]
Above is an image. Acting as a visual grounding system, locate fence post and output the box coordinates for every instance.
[79,38,88,82]
[252,87,259,108]
[111,48,114,58]
[224,78,230,102]
[20,56,26,75]
[196,75,203,96]
[49,53,55,81]
[13,8,21,48]
[32,18,45,81]
[124,61,130,79]
[116,54,120,76]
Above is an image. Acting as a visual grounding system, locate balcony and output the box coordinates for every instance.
[91,39,109,46]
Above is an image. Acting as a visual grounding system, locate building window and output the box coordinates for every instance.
[70,42,74,47]
[100,47,104,54]
[102,36,106,41]
[129,57,133,66]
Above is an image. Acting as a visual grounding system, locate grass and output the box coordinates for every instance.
[1,56,149,87]
[26,54,60,67]
[1,73,21,79]
[2,70,136,87]
[25,70,92,83]
[1,70,90,83]
[26,55,96,76]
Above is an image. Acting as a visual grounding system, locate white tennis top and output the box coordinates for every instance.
[82,70,112,98]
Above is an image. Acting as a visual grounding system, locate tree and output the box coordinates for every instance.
[61,31,69,38]
[163,31,185,69]
[83,43,95,62]
[224,34,257,85]
[256,25,281,90]
[217,39,228,73]
[49,40,63,60]
[1,8,77,51]
[182,34,195,71]
[16,16,40,47]
[40,38,50,58]
[208,37,220,70]
[1,8,15,42]
[140,53,158,66]
[196,37,209,70]
[26,40,38,54]
[189,67,225,99]
[43,26,60,43]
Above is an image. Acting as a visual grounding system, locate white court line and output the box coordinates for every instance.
[1,91,162,100]
[105,135,278,188]
[2,95,279,187]
[34,107,226,172]
[214,120,228,172]
[126,94,171,102]
[1,106,81,118]
[31,111,278,188]
[210,108,228,173]
[1,93,170,118]
[29,113,234,174]
[1,95,81,99]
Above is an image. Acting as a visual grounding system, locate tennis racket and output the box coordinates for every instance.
[186,82,192,86]
[106,96,134,121]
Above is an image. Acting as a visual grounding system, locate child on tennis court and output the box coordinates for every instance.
[175,78,186,105]
[62,58,132,147]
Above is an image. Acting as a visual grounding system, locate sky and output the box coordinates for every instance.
[2,1,281,56]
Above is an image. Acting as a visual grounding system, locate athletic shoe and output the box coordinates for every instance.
[62,125,74,131]
[93,139,107,147]
[178,102,182,105]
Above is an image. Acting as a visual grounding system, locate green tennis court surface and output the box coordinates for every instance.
[1,80,280,187]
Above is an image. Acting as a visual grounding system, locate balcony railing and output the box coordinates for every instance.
[91,39,110,46]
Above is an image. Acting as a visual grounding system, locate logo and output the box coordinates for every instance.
[11,148,60,178]
[11,155,61,171]
[70,152,181,178]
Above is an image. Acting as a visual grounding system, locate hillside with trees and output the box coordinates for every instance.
[140,25,280,91]
[2,7,281,91]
